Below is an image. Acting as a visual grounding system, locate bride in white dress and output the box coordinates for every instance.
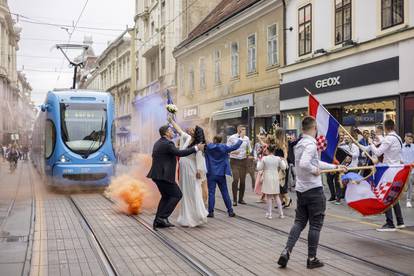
[169,119,208,227]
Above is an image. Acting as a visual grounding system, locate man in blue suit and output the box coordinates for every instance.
[205,135,243,217]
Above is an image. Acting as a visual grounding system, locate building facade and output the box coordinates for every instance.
[133,0,220,153]
[0,0,23,145]
[84,30,134,148]
[174,0,284,141]
[280,0,414,136]
[16,71,36,147]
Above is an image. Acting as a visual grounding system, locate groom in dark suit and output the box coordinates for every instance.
[147,125,205,229]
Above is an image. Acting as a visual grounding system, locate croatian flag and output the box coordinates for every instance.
[308,93,340,163]
[341,165,411,216]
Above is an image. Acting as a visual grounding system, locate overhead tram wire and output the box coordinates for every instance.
[10,12,125,32]
[55,0,90,86]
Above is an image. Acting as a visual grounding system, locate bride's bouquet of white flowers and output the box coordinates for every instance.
[166,104,178,114]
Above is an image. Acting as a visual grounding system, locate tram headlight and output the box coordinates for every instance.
[100,154,110,162]
[59,155,70,163]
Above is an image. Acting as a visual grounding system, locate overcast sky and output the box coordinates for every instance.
[9,0,134,105]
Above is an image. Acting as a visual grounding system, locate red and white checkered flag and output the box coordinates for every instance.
[316,135,328,152]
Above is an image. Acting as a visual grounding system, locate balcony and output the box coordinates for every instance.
[135,80,160,102]
[142,32,160,58]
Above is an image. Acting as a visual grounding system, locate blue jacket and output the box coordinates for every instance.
[205,139,243,176]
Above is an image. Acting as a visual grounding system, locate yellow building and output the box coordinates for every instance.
[173,0,284,140]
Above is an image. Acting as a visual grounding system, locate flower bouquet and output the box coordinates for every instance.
[166,104,178,115]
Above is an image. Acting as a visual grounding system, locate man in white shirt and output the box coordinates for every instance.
[278,116,346,269]
[339,135,360,168]
[402,133,414,208]
[369,119,405,232]
[227,125,252,206]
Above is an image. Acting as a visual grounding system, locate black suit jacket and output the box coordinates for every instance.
[147,137,196,184]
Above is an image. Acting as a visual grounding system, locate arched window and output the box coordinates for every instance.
[45,119,56,159]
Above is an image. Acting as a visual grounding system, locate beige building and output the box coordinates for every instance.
[0,0,22,145]
[133,0,220,153]
[84,29,135,147]
[16,71,36,147]
[174,0,284,140]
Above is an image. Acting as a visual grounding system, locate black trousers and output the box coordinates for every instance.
[154,180,182,219]
[230,158,247,202]
[285,187,326,258]
[385,201,404,226]
[327,173,343,200]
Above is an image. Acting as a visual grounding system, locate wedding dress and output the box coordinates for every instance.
[176,132,208,227]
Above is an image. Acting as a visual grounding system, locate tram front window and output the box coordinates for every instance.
[60,103,107,156]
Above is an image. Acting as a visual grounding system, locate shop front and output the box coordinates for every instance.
[210,94,254,142]
[254,88,280,136]
[280,52,401,132]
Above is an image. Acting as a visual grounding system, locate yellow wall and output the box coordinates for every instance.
[176,6,283,115]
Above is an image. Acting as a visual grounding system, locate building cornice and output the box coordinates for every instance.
[280,26,414,75]
[174,0,282,58]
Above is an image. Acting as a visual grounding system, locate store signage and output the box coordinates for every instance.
[315,76,341,88]
[183,106,198,119]
[343,112,384,126]
[280,57,399,101]
[224,94,253,110]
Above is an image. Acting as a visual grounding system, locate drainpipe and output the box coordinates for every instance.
[282,0,287,67]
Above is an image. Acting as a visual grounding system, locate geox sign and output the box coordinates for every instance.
[315,76,341,88]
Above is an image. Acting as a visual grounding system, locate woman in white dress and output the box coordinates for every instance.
[169,118,208,227]
[257,144,287,219]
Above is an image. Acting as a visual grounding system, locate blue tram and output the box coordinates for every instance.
[31,90,116,188]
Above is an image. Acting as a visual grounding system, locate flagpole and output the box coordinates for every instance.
[304,87,377,165]
[320,165,375,174]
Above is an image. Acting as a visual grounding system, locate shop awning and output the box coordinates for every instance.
[211,107,244,121]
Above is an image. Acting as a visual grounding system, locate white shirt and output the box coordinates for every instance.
[402,143,414,174]
[294,134,336,193]
[339,143,360,167]
[370,131,402,165]
[227,133,252,160]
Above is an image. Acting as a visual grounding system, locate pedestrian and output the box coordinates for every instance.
[277,116,346,269]
[402,133,414,208]
[227,125,252,206]
[147,125,205,230]
[257,144,287,219]
[274,128,292,208]
[204,135,242,218]
[369,119,405,231]
[358,130,370,165]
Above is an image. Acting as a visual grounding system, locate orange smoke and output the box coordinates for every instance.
[105,154,159,215]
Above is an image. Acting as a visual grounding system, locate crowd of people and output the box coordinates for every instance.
[0,143,29,172]
[146,115,414,269]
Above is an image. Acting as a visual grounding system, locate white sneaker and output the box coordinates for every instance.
[279,215,285,219]
[396,224,406,229]
[407,202,412,208]
[265,212,269,218]
[267,214,272,219]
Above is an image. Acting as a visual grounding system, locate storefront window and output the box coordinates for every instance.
[343,100,396,129]
[403,97,414,134]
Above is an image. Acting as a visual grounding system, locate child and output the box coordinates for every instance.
[257,144,287,219]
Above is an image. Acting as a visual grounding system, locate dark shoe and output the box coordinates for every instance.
[238,200,247,205]
[207,213,214,218]
[396,223,406,229]
[165,219,175,227]
[233,202,238,207]
[376,223,396,232]
[277,248,290,268]
[228,212,236,217]
[153,218,169,230]
[328,197,336,202]
[283,199,292,208]
[307,257,324,269]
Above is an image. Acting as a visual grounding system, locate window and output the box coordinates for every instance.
[214,50,221,84]
[151,21,155,35]
[381,0,404,29]
[189,65,195,93]
[267,24,278,65]
[335,0,352,45]
[199,58,206,89]
[231,42,239,78]
[179,64,184,94]
[161,47,166,70]
[161,0,166,26]
[298,4,312,56]
[247,34,257,73]
[45,119,56,159]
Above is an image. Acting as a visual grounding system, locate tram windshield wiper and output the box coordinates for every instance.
[82,116,105,159]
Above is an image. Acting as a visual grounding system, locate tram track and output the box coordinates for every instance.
[214,207,409,276]
[101,195,217,276]
[246,201,414,252]
[68,195,119,276]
